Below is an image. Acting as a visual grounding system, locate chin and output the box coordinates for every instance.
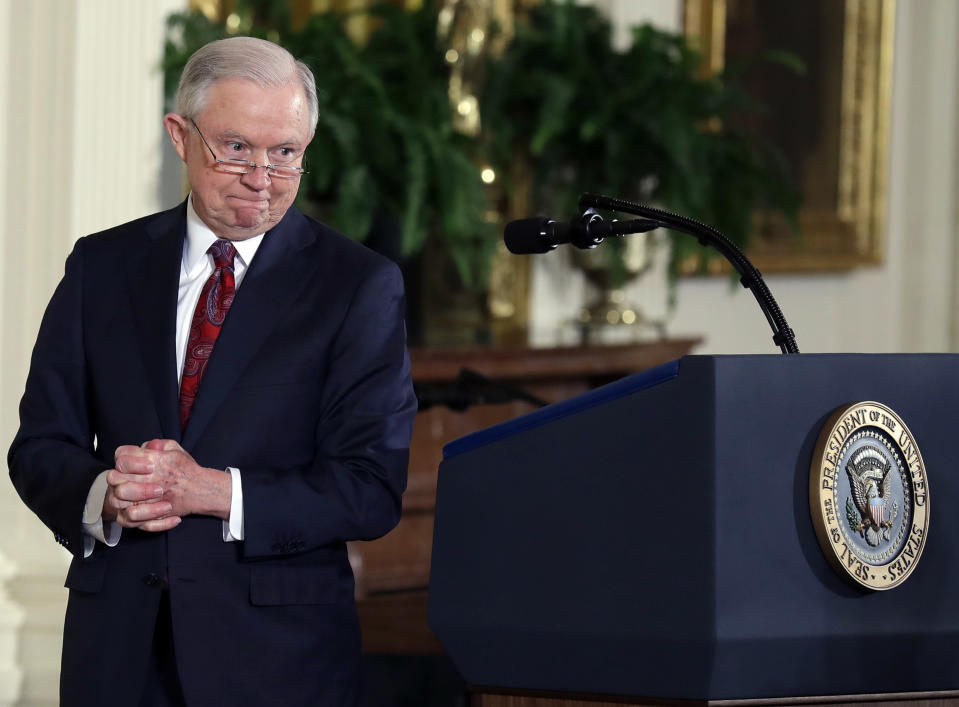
[231,209,270,230]
[233,217,265,230]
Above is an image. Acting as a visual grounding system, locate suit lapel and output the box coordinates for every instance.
[124,202,186,441]
[181,208,320,448]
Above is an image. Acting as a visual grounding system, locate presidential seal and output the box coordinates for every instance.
[809,402,930,590]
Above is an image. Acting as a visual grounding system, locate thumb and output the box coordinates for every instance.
[142,439,183,452]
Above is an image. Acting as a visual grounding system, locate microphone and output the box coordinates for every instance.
[504,210,659,254]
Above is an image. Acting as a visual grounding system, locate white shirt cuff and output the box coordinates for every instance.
[82,470,122,558]
[222,467,244,541]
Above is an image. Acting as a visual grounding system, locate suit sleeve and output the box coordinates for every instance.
[8,238,109,558]
[239,259,417,558]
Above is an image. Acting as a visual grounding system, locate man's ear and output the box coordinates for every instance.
[163,113,190,162]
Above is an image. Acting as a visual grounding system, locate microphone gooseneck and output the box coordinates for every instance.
[502,192,800,354]
[578,193,798,354]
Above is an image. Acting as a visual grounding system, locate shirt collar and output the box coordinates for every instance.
[184,195,264,273]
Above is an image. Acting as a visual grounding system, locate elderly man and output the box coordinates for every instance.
[8,36,416,706]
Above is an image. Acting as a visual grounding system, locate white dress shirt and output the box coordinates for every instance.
[82,196,264,557]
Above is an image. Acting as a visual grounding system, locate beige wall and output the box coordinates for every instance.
[0,0,957,705]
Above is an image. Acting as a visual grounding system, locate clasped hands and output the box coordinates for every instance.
[102,439,232,531]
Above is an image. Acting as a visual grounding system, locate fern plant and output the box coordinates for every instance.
[480,1,800,285]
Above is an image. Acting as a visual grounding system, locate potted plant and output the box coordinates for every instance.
[480,1,799,294]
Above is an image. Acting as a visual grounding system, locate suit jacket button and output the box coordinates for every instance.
[143,573,161,587]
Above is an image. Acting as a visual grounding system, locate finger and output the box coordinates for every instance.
[113,482,165,504]
[110,498,132,511]
[115,512,179,531]
[113,445,142,463]
[116,501,180,530]
[106,468,155,487]
[158,439,184,452]
[115,453,157,475]
[143,439,180,452]
[124,501,174,523]
[142,439,186,456]
[138,516,182,533]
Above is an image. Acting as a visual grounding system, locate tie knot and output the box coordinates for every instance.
[208,239,237,269]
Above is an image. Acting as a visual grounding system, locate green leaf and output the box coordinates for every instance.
[400,137,429,257]
[332,165,375,242]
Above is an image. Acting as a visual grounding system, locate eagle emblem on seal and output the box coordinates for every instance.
[845,445,899,547]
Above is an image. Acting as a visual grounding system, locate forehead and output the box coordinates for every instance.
[197,78,311,144]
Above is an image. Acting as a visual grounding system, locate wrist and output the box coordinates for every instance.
[196,466,233,520]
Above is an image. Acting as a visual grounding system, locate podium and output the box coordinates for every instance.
[428,355,959,705]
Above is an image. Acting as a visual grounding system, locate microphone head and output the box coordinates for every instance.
[504,218,559,254]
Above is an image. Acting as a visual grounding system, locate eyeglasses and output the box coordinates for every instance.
[190,119,308,180]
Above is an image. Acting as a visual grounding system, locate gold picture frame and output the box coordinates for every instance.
[683,0,896,273]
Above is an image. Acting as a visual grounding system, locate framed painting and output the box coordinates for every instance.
[683,0,896,272]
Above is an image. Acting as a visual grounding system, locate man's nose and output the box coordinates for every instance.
[240,164,271,190]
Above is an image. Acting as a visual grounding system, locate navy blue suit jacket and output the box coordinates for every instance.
[8,201,417,705]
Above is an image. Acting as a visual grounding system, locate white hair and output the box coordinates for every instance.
[176,36,319,134]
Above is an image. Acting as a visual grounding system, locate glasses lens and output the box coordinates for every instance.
[218,159,252,174]
[269,166,305,180]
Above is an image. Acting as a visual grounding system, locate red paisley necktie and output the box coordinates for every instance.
[179,239,237,430]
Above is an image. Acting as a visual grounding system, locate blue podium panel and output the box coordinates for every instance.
[428,354,959,700]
